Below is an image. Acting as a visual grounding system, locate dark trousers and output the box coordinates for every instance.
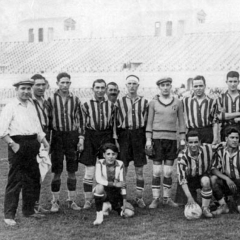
[212,178,240,202]
[4,135,40,219]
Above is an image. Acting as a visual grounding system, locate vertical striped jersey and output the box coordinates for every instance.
[177,143,223,185]
[216,91,240,126]
[182,95,217,128]
[212,146,240,180]
[48,90,83,133]
[82,97,116,136]
[116,95,148,130]
[32,96,50,130]
[95,159,126,196]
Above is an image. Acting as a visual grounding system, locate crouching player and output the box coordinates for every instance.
[93,143,134,225]
[211,126,240,215]
[177,131,219,218]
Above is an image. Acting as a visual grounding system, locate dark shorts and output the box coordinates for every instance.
[118,128,147,167]
[104,186,123,213]
[188,126,213,144]
[151,139,177,162]
[51,130,79,174]
[79,129,114,166]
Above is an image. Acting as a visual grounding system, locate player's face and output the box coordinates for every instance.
[93,82,106,99]
[192,79,205,97]
[103,149,118,164]
[106,84,119,102]
[32,79,46,97]
[57,77,71,93]
[158,81,172,96]
[16,84,32,101]
[226,77,239,92]
[187,136,201,153]
[226,132,239,148]
[126,79,139,94]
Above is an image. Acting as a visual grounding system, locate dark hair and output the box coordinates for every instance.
[92,79,106,88]
[126,75,139,81]
[102,143,118,153]
[193,75,206,85]
[31,74,45,81]
[226,71,239,80]
[225,126,240,137]
[186,130,200,141]
[107,82,118,88]
[57,72,71,82]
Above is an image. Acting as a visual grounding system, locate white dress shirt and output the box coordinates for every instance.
[0,98,45,142]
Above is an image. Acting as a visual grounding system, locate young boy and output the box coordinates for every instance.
[93,143,134,225]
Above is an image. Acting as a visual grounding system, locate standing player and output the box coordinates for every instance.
[216,71,240,141]
[31,74,50,213]
[106,82,120,104]
[79,79,116,209]
[0,79,49,226]
[146,77,186,208]
[116,75,148,208]
[182,75,218,144]
[211,126,240,215]
[177,131,220,218]
[48,72,83,212]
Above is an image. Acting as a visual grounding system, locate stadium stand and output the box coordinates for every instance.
[1,32,240,74]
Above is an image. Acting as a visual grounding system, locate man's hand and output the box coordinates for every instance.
[114,181,126,188]
[145,139,152,149]
[186,197,196,206]
[77,138,84,152]
[234,117,240,123]
[11,142,20,153]
[226,178,237,193]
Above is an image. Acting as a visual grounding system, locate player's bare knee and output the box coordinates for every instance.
[210,175,218,185]
[163,165,173,178]
[135,167,144,180]
[53,173,61,181]
[94,184,104,194]
[84,166,95,179]
[67,172,76,179]
[201,176,210,188]
[153,164,161,177]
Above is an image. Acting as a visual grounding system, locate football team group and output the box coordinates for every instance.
[1,71,240,226]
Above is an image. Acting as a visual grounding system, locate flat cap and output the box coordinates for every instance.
[13,79,34,87]
[156,77,172,86]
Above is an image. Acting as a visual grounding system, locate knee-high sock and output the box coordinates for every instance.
[152,165,162,199]
[201,189,212,208]
[67,178,77,201]
[94,193,105,212]
[163,165,173,199]
[136,179,144,199]
[51,179,61,201]
[83,166,95,201]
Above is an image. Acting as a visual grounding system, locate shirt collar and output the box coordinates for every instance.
[126,94,142,101]
[186,147,202,160]
[14,97,32,106]
[224,145,240,158]
[91,96,107,102]
[191,94,208,100]
[55,89,73,98]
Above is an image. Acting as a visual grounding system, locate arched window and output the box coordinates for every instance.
[38,28,43,42]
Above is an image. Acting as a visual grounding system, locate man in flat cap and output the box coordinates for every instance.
[0,79,49,226]
[116,75,148,208]
[146,77,186,208]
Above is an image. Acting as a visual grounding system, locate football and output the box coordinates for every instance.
[121,201,135,218]
[184,203,202,220]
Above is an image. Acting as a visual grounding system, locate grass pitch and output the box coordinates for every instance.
[0,140,240,240]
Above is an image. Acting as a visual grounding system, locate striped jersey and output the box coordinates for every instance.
[216,91,240,126]
[212,146,240,180]
[177,143,223,185]
[182,95,217,128]
[48,90,83,133]
[95,159,126,196]
[116,95,148,129]
[82,97,116,136]
[32,95,50,130]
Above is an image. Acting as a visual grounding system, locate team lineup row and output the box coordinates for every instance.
[1,71,240,226]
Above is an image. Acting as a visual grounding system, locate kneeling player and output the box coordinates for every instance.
[177,131,217,218]
[211,126,240,215]
[93,143,134,225]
